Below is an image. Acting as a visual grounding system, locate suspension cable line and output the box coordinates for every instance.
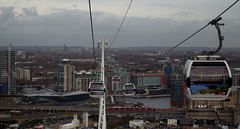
[88,0,96,59]
[165,0,239,55]
[166,23,210,54]
[108,0,133,49]
[214,0,239,20]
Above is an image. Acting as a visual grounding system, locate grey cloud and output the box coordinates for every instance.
[147,3,190,10]
[0,7,239,48]
[71,5,78,8]
[175,12,190,17]
[0,8,93,46]
[0,7,15,21]
[22,7,39,16]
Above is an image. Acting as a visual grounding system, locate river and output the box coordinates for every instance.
[113,96,170,108]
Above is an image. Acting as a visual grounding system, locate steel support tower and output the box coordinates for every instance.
[98,39,108,129]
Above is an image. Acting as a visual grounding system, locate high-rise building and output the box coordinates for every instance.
[163,64,183,88]
[0,44,16,94]
[58,59,75,92]
[63,44,68,52]
[17,68,31,81]
[170,74,187,108]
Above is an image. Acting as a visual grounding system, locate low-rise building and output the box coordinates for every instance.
[234,104,240,126]
[185,108,234,126]
[129,119,144,128]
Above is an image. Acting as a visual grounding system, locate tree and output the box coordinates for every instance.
[209,89,215,94]
[215,87,221,94]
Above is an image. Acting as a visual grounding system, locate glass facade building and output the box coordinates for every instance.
[170,74,187,108]
[131,74,167,89]
[0,51,16,94]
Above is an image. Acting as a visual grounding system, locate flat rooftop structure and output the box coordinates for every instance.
[22,89,90,103]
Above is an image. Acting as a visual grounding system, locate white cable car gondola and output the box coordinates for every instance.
[183,55,232,100]
[88,39,108,98]
[112,76,120,83]
[88,82,106,98]
[183,17,232,100]
[123,83,136,96]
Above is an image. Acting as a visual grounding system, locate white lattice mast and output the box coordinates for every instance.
[98,38,108,129]
[99,39,107,82]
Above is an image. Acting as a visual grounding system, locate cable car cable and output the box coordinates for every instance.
[166,23,210,55]
[108,0,133,49]
[214,0,239,20]
[88,0,96,60]
[165,0,239,55]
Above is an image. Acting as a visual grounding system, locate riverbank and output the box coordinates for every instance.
[132,94,170,98]
[113,96,170,108]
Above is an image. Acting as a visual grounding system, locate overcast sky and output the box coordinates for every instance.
[0,0,239,48]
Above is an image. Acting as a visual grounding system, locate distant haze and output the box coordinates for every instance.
[0,0,239,48]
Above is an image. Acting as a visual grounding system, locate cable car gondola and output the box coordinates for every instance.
[183,55,232,100]
[112,76,120,83]
[123,83,136,96]
[108,65,114,72]
[88,82,106,98]
[183,17,232,100]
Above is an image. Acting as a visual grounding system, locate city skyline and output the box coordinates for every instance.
[0,0,239,48]
[0,31,239,128]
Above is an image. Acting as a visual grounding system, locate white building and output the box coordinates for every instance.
[129,119,144,128]
[167,119,177,126]
[60,114,80,129]
[18,68,30,81]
